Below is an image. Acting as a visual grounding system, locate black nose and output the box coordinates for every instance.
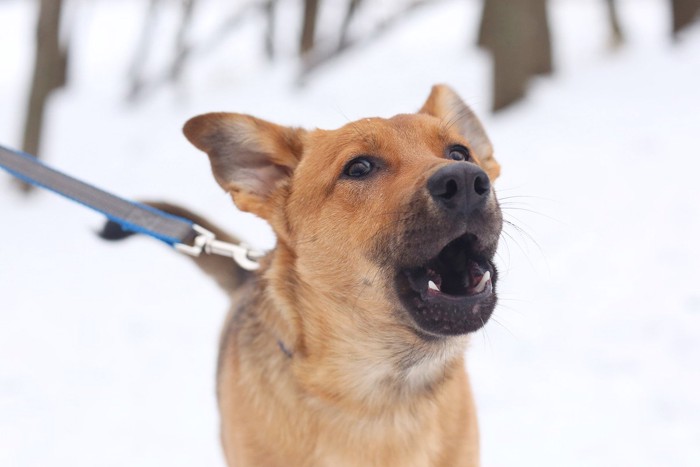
[427,163,491,214]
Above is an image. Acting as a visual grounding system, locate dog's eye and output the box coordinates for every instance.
[448,145,470,162]
[343,157,374,178]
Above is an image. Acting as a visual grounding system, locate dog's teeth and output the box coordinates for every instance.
[474,271,491,293]
[428,280,440,292]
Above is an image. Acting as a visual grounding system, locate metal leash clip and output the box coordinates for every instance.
[175,224,265,271]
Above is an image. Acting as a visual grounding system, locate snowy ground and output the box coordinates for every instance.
[1,0,699,466]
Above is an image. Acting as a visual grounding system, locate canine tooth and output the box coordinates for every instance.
[428,280,440,292]
[474,271,491,293]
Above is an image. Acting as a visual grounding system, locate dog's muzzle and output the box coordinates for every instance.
[394,162,501,337]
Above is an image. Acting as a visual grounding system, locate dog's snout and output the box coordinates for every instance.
[428,163,491,214]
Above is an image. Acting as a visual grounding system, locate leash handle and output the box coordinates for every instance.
[0,144,263,271]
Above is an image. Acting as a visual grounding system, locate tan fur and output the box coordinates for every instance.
[182,85,501,466]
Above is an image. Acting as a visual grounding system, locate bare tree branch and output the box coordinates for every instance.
[300,0,437,79]
[169,0,198,83]
[605,0,624,48]
[127,0,161,102]
[127,1,260,103]
[339,0,363,50]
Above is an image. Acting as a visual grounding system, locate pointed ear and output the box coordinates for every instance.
[420,85,500,180]
[183,113,304,219]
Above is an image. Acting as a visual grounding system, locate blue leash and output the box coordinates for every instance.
[0,144,262,270]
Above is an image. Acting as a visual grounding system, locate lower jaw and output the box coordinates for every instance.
[402,292,497,337]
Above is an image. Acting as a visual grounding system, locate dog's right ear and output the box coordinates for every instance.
[183,113,304,219]
[420,85,500,181]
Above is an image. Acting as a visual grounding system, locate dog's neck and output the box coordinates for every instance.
[299,334,469,420]
[259,245,471,413]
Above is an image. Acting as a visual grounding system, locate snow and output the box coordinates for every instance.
[1,0,699,465]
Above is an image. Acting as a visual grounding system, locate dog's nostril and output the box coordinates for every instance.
[428,164,490,212]
[440,179,459,200]
[473,174,489,196]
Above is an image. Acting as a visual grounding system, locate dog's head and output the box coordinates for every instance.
[184,85,501,345]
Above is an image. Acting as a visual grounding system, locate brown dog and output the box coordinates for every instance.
[161,85,501,466]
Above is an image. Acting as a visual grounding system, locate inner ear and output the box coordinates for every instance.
[420,85,501,181]
[183,112,305,218]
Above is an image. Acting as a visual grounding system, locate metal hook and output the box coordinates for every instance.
[175,224,264,271]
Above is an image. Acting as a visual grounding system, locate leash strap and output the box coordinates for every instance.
[0,144,262,270]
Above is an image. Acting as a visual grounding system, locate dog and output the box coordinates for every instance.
[108,84,502,466]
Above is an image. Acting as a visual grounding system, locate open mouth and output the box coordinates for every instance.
[397,234,497,336]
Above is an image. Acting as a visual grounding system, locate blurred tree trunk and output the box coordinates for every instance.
[605,0,624,47]
[671,0,700,37]
[263,0,278,60]
[300,0,320,59]
[478,0,552,112]
[20,0,68,191]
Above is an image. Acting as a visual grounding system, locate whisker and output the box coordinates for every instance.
[502,219,548,265]
[502,206,562,224]
[499,228,528,257]
[496,193,555,202]
[493,300,527,316]
[488,316,517,338]
[495,237,512,270]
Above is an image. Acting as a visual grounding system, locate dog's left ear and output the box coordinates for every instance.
[420,85,500,180]
[183,113,304,220]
